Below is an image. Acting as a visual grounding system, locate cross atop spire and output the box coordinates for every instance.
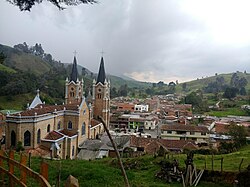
[73,50,77,56]
[100,50,105,57]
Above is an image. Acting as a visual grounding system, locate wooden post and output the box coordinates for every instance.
[239,158,244,172]
[40,159,49,181]
[28,152,31,168]
[211,154,214,171]
[98,116,130,187]
[20,153,27,184]
[0,150,4,185]
[9,150,15,187]
[220,157,224,172]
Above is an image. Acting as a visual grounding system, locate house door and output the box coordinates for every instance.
[11,131,16,147]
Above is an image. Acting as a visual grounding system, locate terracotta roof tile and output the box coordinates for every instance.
[91,119,102,127]
[130,136,197,151]
[27,145,51,157]
[161,124,208,133]
[59,129,77,137]
[12,104,79,117]
[44,131,64,140]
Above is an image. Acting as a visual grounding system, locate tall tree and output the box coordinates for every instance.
[0,52,6,64]
[228,124,247,149]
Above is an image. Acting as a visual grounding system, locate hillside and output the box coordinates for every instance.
[0,43,152,110]
[0,44,51,75]
[176,72,250,93]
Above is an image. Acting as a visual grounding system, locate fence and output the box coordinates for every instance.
[0,150,51,187]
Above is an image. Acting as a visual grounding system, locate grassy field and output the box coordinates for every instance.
[0,93,35,110]
[206,107,249,117]
[7,145,248,187]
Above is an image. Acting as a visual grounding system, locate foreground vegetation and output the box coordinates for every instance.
[9,145,248,187]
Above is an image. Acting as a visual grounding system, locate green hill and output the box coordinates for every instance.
[176,72,250,93]
[0,44,51,75]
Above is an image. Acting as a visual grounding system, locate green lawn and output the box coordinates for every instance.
[206,107,249,117]
[9,145,246,187]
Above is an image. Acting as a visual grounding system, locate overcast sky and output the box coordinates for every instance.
[1,0,250,83]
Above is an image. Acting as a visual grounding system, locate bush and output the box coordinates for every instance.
[16,141,24,152]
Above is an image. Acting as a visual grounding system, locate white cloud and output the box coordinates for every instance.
[0,0,250,83]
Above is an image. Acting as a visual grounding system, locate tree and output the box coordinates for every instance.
[7,0,97,11]
[182,83,187,91]
[0,52,6,64]
[228,124,247,149]
[223,87,238,100]
[230,73,239,88]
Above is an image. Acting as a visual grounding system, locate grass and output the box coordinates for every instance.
[2,145,249,186]
[206,107,249,117]
[0,93,34,110]
[3,144,244,187]
[0,63,16,73]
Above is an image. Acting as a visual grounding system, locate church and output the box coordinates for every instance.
[5,56,110,159]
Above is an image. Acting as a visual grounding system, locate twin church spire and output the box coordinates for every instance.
[66,54,110,128]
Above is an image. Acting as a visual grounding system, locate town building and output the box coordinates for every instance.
[160,124,209,144]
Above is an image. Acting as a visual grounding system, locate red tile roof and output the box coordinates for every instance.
[59,129,77,137]
[91,119,102,127]
[161,124,208,133]
[214,123,229,134]
[130,136,197,151]
[27,145,51,157]
[12,104,79,116]
[44,131,64,140]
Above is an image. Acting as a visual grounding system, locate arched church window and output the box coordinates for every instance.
[37,129,41,144]
[47,124,50,132]
[24,130,31,146]
[68,121,73,129]
[70,92,75,97]
[57,121,61,130]
[82,123,85,135]
[11,130,16,147]
[98,94,102,99]
[72,146,75,157]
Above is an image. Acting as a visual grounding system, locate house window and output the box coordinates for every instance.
[190,132,195,135]
[68,121,73,129]
[24,130,31,146]
[167,131,172,134]
[83,109,86,115]
[201,132,206,136]
[37,129,41,144]
[176,131,186,135]
[57,121,61,130]
[47,124,50,132]
[82,123,86,135]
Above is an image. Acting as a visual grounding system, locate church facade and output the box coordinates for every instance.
[5,56,110,159]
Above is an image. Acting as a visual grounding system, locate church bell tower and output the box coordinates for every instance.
[92,56,110,128]
[65,56,84,105]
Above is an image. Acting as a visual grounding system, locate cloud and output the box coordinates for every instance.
[0,0,250,83]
